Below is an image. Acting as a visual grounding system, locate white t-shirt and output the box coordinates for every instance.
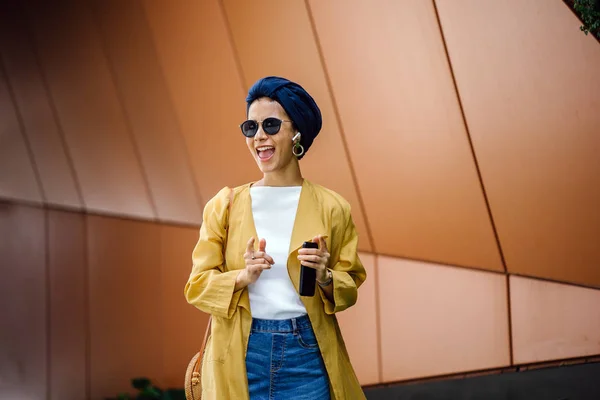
[248,185,307,320]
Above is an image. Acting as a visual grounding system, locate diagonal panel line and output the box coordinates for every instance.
[19,2,86,210]
[90,1,159,221]
[0,51,46,204]
[431,1,508,272]
[218,0,249,95]
[304,0,376,252]
[138,0,206,214]
[432,0,513,365]
[304,0,383,383]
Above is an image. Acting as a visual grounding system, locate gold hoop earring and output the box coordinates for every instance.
[293,141,304,158]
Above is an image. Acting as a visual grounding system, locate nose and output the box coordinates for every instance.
[254,123,267,141]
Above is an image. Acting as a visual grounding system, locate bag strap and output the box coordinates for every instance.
[193,188,235,377]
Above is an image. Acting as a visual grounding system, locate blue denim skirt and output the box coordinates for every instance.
[245,314,331,400]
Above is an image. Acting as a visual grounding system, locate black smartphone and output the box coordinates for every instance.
[299,241,318,296]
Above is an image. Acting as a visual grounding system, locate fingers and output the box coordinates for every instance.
[298,254,325,269]
[240,237,273,286]
[298,248,319,255]
[298,247,329,257]
[245,250,274,264]
[298,235,329,270]
[254,251,274,265]
[298,259,320,269]
[258,238,267,253]
[318,235,328,252]
[246,237,255,254]
[297,254,322,264]
[244,237,275,267]
[298,235,328,255]
[246,255,274,265]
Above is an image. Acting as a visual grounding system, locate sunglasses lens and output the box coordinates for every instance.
[241,120,258,137]
[263,118,282,135]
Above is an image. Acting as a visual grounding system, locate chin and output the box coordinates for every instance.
[254,157,275,174]
[257,163,278,174]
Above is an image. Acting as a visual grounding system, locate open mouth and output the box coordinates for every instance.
[256,146,275,161]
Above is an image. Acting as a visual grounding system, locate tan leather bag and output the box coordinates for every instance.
[184,188,234,400]
[184,317,211,400]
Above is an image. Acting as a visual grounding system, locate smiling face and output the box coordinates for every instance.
[245,97,298,175]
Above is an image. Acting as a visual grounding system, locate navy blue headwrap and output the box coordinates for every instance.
[246,76,322,159]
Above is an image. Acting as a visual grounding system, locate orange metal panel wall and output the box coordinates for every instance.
[0,50,43,204]
[308,0,502,270]
[435,0,600,287]
[142,0,257,203]
[91,0,203,224]
[337,253,380,385]
[0,203,214,398]
[0,2,82,209]
[0,0,599,397]
[87,215,163,398]
[23,1,155,219]
[222,0,373,252]
[48,210,87,399]
[160,225,210,387]
[0,204,46,399]
[377,256,511,381]
[510,276,600,364]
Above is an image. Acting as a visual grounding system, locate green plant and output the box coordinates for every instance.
[105,377,185,400]
[573,0,600,36]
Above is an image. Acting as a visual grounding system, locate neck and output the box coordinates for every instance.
[260,159,303,187]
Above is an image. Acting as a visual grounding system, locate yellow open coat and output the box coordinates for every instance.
[184,180,367,399]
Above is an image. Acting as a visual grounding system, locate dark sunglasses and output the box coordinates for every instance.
[240,117,293,137]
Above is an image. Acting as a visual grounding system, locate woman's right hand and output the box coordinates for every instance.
[235,237,274,291]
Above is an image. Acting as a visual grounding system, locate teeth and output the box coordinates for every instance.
[256,146,274,151]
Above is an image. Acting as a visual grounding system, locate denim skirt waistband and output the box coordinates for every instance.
[250,313,312,333]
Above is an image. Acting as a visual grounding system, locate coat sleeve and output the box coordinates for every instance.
[184,187,243,319]
[319,205,367,314]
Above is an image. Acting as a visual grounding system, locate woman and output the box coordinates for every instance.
[185,76,367,400]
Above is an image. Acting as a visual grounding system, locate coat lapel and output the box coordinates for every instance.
[238,183,259,253]
[288,180,328,257]
[287,180,330,303]
[232,184,258,315]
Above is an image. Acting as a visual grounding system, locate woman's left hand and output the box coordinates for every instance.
[297,235,330,282]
